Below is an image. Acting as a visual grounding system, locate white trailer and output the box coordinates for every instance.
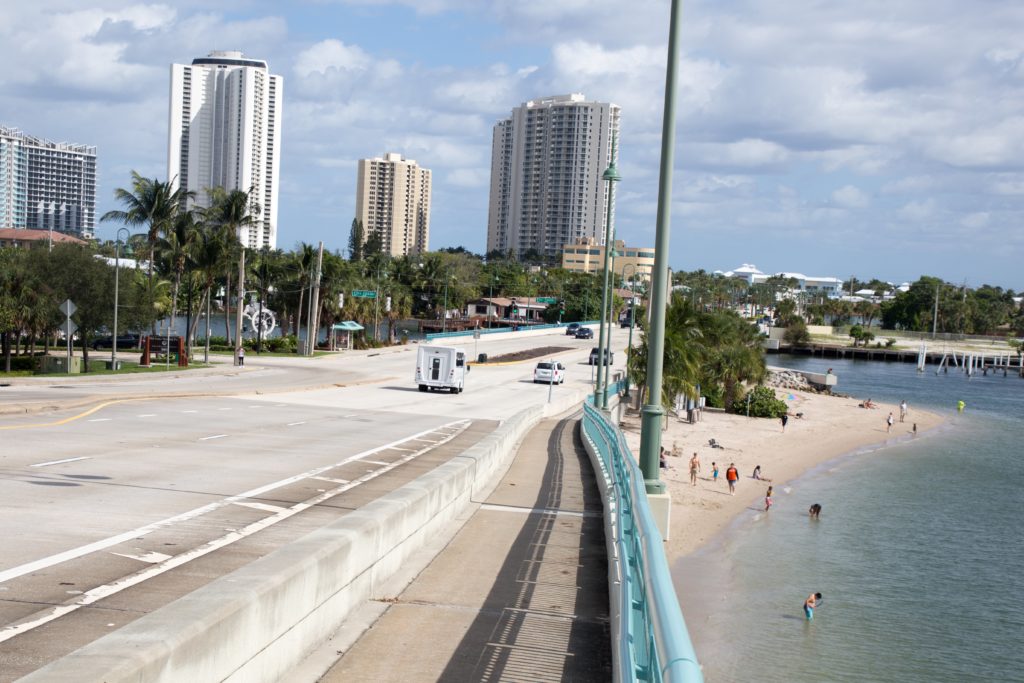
[415,345,469,393]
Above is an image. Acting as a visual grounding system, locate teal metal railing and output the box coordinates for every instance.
[583,394,703,683]
[425,320,600,341]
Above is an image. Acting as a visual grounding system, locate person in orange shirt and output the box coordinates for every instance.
[725,463,739,494]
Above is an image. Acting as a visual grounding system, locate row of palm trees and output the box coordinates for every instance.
[627,295,767,413]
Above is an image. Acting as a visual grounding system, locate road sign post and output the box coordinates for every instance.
[60,299,77,375]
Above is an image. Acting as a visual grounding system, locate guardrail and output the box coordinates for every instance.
[582,393,703,683]
[425,320,600,341]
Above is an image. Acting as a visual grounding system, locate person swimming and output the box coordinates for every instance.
[809,503,822,519]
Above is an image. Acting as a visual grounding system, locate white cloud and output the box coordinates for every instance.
[832,185,870,209]
[960,212,989,229]
[899,199,937,222]
[294,39,371,78]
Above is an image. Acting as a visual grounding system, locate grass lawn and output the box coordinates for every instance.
[204,349,333,358]
[1,362,213,378]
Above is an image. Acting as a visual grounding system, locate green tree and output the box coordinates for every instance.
[348,218,364,262]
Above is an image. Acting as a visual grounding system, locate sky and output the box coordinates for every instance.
[1,0,1022,289]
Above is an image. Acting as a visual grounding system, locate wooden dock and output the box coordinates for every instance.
[772,344,1024,377]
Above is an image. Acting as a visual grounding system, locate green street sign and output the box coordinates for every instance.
[536,296,558,304]
[352,290,377,299]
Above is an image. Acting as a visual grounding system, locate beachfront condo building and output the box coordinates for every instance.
[355,152,432,256]
[0,125,97,238]
[561,237,656,282]
[167,51,283,249]
[718,263,844,298]
[486,94,620,260]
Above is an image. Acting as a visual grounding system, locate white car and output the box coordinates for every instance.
[533,360,566,384]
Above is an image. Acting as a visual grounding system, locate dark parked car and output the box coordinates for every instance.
[589,347,614,365]
[574,327,594,340]
[92,334,141,350]
[565,322,582,335]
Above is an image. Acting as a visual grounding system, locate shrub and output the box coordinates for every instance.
[885,338,897,348]
[733,385,788,418]
[702,384,726,409]
[784,320,811,346]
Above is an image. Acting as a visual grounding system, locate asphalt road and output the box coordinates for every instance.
[0,327,628,679]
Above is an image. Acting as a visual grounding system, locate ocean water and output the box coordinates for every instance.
[677,354,1024,683]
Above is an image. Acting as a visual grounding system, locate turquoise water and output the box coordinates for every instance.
[677,355,1024,682]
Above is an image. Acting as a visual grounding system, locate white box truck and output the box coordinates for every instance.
[415,345,469,393]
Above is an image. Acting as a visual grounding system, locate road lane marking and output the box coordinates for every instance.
[87,418,112,423]
[30,456,91,468]
[138,414,157,418]
[182,410,198,414]
[234,502,287,513]
[111,551,172,564]
[286,421,306,426]
[0,400,126,431]
[0,419,473,642]
[313,476,350,484]
[217,407,232,411]
[0,419,472,587]
[358,459,390,466]
[199,434,227,441]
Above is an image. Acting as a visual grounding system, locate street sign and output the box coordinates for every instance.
[60,299,77,316]
[64,320,78,336]
[352,290,377,299]
[473,330,481,340]
[536,297,557,304]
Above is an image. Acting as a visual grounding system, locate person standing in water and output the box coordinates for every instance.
[958,400,966,413]
[804,592,822,620]
[765,485,774,511]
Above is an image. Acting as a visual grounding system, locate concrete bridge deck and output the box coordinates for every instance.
[300,412,612,682]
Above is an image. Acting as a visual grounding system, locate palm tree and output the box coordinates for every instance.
[102,172,192,331]
[154,210,200,344]
[204,187,261,354]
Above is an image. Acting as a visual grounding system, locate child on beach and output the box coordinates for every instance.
[886,412,894,432]
[712,462,719,483]
[765,485,773,511]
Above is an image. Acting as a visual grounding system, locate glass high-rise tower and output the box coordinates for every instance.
[0,124,97,238]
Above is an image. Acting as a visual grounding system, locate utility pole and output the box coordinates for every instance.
[308,242,324,355]
[932,284,939,339]
[234,246,246,366]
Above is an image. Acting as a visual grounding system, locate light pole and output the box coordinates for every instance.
[621,263,637,398]
[595,135,621,409]
[442,271,453,333]
[638,0,683,494]
[374,264,385,342]
[489,274,499,325]
[112,227,131,369]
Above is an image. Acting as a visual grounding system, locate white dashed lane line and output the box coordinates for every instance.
[199,434,227,441]
[137,414,157,418]
[286,421,306,427]
[31,456,91,468]
[87,418,112,423]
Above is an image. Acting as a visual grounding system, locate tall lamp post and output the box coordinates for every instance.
[595,135,621,409]
[621,263,637,397]
[112,227,131,369]
[442,271,454,333]
[638,0,683,494]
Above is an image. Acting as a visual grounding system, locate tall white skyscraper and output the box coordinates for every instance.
[355,152,431,256]
[167,51,283,249]
[1,124,97,238]
[486,94,620,259]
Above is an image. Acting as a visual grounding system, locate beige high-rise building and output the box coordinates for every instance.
[487,94,620,259]
[355,152,431,256]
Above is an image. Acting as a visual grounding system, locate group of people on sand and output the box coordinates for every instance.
[684,446,826,619]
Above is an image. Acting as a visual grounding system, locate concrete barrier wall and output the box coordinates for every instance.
[22,404,552,683]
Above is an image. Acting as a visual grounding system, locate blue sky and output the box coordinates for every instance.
[2,0,1022,288]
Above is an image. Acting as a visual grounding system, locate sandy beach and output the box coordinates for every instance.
[617,389,944,561]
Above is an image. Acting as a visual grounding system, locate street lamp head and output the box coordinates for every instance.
[602,164,622,182]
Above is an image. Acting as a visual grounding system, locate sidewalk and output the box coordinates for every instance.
[316,411,612,682]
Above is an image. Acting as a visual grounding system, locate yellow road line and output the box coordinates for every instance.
[0,400,132,430]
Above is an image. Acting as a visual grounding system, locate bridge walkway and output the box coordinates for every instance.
[314,412,611,682]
